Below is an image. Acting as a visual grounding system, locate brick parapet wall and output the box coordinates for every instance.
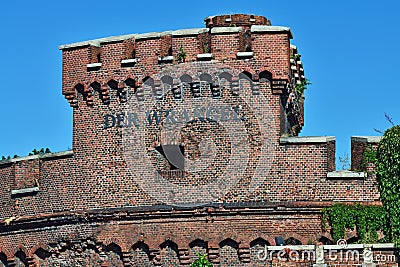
[204,14,271,28]
[351,136,381,171]
[60,28,291,99]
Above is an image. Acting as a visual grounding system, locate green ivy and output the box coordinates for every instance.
[376,125,400,246]
[294,79,311,96]
[322,204,385,243]
[363,144,377,170]
[177,44,187,63]
[1,148,51,161]
[191,253,213,267]
[28,148,51,156]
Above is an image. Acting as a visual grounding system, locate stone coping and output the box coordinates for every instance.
[11,187,39,196]
[0,150,73,165]
[351,136,381,143]
[210,26,242,34]
[158,56,174,62]
[327,170,366,179]
[86,62,102,68]
[197,53,213,60]
[172,28,209,36]
[236,51,254,58]
[59,28,209,50]
[251,25,293,38]
[59,25,292,50]
[121,58,137,64]
[280,136,336,144]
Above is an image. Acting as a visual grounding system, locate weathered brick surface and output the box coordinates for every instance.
[0,14,390,266]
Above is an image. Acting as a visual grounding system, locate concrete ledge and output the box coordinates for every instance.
[197,53,213,60]
[327,171,366,179]
[95,34,136,44]
[58,40,101,50]
[40,150,74,160]
[172,28,209,36]
[351,136,381,143]
[11,187,39,196]
[136,31,168,40]
[236,51,254,58]
[121,58,137,64]
[158,56,174,62]
[280,136,336,144]
[211,26,242,34]
[86,62,102,68]
[59,28,210,50]
[251,25,293,38]
[0,150,73,165]
[59,25,293,50]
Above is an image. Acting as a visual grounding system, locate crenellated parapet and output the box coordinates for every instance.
[59,15,309,137]
[59,15,295,103]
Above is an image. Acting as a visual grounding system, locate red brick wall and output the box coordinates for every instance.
[0,14,387,266]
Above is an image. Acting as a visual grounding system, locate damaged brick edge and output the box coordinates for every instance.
[0,201,382,232]
[0,150,74,166]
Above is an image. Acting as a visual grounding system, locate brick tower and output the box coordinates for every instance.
[0,14,382,266]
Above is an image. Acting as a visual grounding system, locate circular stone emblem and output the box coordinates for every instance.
[122,62,276,207]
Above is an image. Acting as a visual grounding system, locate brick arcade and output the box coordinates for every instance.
[0,14,387,266]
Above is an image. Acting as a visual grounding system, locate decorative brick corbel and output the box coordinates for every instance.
[121,251,131,267]
[64,92,78,108]
[231,76,240,96]
[100,84,110,104]
[271,79,288,95]
[238,242,251,263]
[178,248,190,265]
[207,246,220,264]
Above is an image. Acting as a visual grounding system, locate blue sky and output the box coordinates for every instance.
[1,0,399,169]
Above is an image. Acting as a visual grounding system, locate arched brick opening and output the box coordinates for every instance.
[159,240,179,266]
[219,238,240,266]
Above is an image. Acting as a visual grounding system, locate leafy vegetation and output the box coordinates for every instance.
[294,79,312,96]
[177,44,187,63]
[191,253,213,267]
[1,148,51,161]
[1,155,18,160]
[290,51,301,61]
[322,204,385,243]
[363,144,377,169]
[28,148,51,155]
[376,125,400,246]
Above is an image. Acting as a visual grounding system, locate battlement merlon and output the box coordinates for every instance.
[58,15,303,108]
[58,26,293,51]
[351,136,381,171]
[0,150,74,200]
